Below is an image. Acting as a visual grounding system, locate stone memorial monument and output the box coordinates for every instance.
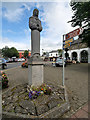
[28,8,44,87]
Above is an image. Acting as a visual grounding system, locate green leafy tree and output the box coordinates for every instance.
[58,49,62,57]
[2,46,10,58]
[68,1,90,47]
[10,47,19,58]
[2,46,19,58]
[24,50,29,58]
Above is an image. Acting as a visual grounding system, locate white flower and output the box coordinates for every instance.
[2,101,4,104]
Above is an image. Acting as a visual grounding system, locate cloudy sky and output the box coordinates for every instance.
[0,0,78,54]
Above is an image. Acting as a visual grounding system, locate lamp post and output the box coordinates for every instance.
[42,49,44,56]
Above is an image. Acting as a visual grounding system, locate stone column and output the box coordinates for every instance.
[31,30,40,56]
[28,8,44,87]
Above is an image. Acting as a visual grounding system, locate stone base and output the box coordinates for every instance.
[28,61,44,87]
[2,84,70,118]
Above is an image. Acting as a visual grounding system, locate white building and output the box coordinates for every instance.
[65,38,90,63]
[49,50,60,61]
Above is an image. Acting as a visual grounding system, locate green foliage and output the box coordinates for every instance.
[69,2,90,47]
[2,46,19,58]
[0,71,9,89]
[1,46,10,58]
[79,26,90,47]
[21,62,28,68]
[58,49,62,56]
[24,50,29,58]
[28,84,52,99]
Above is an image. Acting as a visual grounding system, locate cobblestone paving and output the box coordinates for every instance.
[44,63,88,118]
[2,63,88,118]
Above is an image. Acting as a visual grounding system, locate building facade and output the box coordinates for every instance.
[49,50,59,61]
[18,50,31,58]
[66,38,90,63]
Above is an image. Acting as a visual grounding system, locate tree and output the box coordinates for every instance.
[58,49,62,57]
[24,50,29,58]
[2,46,19,58]
[2,46,10,58]
[10,47,19,58]
[68,1,90,47]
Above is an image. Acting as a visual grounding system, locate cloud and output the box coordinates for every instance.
[1,1,78,52]
[23,3,31,11]
[7,29,16,34]
[37,2,78,52]
[3,7,24,22]
[40,36,62,52]
[1,0,71,2]
[2,3,32,22]
[0,37,30,50]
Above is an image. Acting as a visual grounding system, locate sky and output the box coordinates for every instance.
[0,0,79,54]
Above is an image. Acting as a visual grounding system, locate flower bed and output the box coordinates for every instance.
[27,84,52,99]
[0,71,9,89]
[21,62,28,68]
[2,83,69,118]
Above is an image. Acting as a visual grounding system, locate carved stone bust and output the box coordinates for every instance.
[29,9,42,32]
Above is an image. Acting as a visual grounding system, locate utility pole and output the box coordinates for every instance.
[62,34,65,86]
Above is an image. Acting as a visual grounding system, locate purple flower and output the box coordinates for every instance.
[29,92,32,99]
[36,91,40,96]
[32,91,36,95]
[30,91,32,94]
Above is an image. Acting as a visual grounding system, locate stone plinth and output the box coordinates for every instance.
[28,60,44,87]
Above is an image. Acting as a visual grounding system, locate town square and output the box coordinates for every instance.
[0,0,89,119]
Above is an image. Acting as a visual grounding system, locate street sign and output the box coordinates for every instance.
[63,37,73,49]
[64,42,71,48]
[65,28,83,40]
[65,38,73,44]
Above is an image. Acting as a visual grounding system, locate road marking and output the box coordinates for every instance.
[2,66,21,72]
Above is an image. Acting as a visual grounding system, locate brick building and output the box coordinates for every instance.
[18,50,31,58]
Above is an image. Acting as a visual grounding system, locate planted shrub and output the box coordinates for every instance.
[21,62,28,68]
[27,84,52,100]
[0,71,9,89]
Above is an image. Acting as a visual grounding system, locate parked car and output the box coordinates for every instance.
[0,58,7,69]
[18,58,25,62]
[21,58,25,62]
[8,58,13,62]
[52,58,66,67]
[12,57,18,62]
[17,58,21,62]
